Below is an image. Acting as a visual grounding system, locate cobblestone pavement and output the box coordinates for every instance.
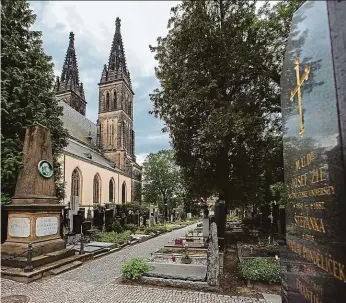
[1,224,264,303]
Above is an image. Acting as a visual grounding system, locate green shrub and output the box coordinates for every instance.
[121,257,150,280]
[124,224,137,233]
[144,226,156,234]
[111,220,124,233]
[239,258,281,284]
[145,225,169,234]
[93,231,131,245]
[262,245,280,255]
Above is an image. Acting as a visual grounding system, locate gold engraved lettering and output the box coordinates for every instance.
[290,58,310,137]
[311,166,327,184]
[288,185,335,200]
[296,152,314,171]
[292,173,308,188]
[288,240,346,283]
[294,215,326,233]
[297,278,322,303]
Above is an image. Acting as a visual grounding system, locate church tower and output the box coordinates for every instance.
[97,18,136,171]
[55,32,86,116]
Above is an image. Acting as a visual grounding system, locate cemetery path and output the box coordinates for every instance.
[1,224,263,303]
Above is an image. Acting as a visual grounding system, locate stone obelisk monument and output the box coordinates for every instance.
[2,124,65,258]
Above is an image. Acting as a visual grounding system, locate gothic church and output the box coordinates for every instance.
[54,18,142,214]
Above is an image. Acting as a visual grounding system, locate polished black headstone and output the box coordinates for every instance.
[281,1,346,302]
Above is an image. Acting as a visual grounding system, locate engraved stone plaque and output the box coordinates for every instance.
[36,216,58,237]
[281,1,346,302]
[8,217,31,238]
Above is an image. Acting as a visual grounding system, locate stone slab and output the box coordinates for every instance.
[262,293,281,303]
[36,216,58,237]
[144,262,207,282]
[8,217,30,238]
[87,242,116,248]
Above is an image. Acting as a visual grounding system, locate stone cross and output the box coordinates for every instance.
[207,222,219,287]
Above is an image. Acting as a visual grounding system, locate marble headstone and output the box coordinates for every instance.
[281,1,346,302]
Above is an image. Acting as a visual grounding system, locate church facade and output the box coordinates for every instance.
[54,18,142,213]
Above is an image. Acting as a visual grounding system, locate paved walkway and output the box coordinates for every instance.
[1,224,265,303]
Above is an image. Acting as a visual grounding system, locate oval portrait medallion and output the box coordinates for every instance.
[38,160,54,178]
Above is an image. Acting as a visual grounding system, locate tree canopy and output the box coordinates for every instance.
[149,0,305,209]
[1,0,68,203]
[142,149,185,212]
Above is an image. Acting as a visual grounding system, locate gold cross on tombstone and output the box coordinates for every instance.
[290,58,310,136]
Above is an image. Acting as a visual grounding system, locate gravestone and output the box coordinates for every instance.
[82,221,92,236]
[207,222,219,287]
[281,1,346,302]
[1,124,65,257]
[202,218,210,241]
[214,199,226,249]
[72,214,83,234]
[104,209,114,231]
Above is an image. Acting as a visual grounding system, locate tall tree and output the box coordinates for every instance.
[149,0,304,208]
[142,150,184,212]
[1,0,68,203]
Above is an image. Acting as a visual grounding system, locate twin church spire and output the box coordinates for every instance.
[55,32,86,115]
[55,17,131,116]
[100,17,131,86]
[55,18,136,166]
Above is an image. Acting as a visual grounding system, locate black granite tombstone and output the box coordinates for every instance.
[93,209,104,230]
[214,199,226,249]
[281,1,346,302]
[82,221,92,236]
[72,214,83,234]
[105,209,114,231]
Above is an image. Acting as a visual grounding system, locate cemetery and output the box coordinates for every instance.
[2,1,346,302]
[120,221,220,292]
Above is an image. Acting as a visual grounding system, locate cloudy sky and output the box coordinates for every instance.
[29,1,180,164]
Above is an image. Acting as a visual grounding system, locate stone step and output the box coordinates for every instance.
[50,261,82,275]
[1,248,75,269]
[1,253,91,283]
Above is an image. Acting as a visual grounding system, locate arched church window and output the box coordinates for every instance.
[122,182,127,204]
[109,178,115,203]
[71,168,81,197]
[105,92,110,111]
[93,174,101,204]
[113,91,117,109]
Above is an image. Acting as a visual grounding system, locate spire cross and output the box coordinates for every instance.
[290,58,310,137]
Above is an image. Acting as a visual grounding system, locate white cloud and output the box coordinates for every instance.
[148,134,169,141]
[39,1,180,77]
[136,153,148,165]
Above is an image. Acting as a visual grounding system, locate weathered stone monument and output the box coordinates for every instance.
[281,1,346,302]
[207,222,219,287]
[1,124,70,268]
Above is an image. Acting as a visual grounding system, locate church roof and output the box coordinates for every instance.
[60,100,124,173]
[65,139,123,173]
[60,100,97,145]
